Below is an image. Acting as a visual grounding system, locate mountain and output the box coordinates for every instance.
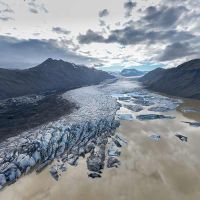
[0,58,114,100]
[140,59,200,99]
[120,68,145,77]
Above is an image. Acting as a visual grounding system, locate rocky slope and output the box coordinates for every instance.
[140,59,200,99]
[0,94,76,141]
[0,58,114,100]
[120,68,145,77]
[0,84,120,189]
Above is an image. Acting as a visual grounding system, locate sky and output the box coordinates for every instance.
[0,0,199,71]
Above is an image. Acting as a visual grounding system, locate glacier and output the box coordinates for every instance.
[0,83,121,189]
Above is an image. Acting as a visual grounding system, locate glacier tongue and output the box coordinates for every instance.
[0,84,120,188]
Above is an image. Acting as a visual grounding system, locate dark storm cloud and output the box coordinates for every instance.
[77,26,147,45]
[28,0,48,14]
[158,42,197,61]
[52,27,71,35]
[106,26,146,45]
[77,26,195,46]
[0,36,99,69]
[78,29,105,44]
[143,5,187,28]
[77,0,195,48]
[98,9,109,17]
[124,1,136,17]
[145,30,195,44]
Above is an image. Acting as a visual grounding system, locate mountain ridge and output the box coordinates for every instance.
[120,68,145,77]
[140,59,200,99]
[0,58,114,100]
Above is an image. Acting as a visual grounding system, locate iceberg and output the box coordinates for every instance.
[116,114,134,121]
[137,114,175,121]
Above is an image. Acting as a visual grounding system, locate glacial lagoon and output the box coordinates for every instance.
[1,78,200,200]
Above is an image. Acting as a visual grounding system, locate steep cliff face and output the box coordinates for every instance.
[140,59,200,99]
[0,85,120,189]
[0,58,114,100]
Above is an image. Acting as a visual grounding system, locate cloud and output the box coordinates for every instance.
[77,26,195,46]
[28,0,48,14]
[144,29,196,47]
[0,35,99,68]
[158,42,197,61]
[77,14,198,64]
[59,38,80,51]
[124,1,136,17]
[98,9,109,17]
[99,19,106,26]
[77,29,105,44]
[32,32,40,36]
[106,26,146,45]
[0,16,13,21]
[115,22,121,26]
[52,27,71,35]
[0,1,14,13]
[142,5,187,28]
[0,1,14,21]
[0,0,199,69]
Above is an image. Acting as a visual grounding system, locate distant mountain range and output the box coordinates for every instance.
[0,58,114,100]
[120,68,145,77]
[140,59,200,99]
